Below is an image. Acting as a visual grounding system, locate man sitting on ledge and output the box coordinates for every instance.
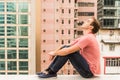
[37,17,101,78]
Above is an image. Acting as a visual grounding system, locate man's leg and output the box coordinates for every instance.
[47,45,70,73]
[48,55,69,73]
[68,51,93,78]
[38,45,69,78]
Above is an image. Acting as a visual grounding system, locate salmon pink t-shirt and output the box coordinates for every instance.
[71,33,101,75]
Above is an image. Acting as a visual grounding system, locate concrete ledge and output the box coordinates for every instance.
[0,75,120,80]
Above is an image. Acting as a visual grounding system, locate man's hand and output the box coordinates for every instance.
[48,51,56,56]
[47,51,55,61]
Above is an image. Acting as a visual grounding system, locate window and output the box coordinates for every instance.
[19,38,28,48]
[69,9,71,14]
[56,19,59,22]
[19,61,28,70]
[68,20,71,24]
[19,73,28,75]
[0,38,5,47]
[106,58,120,67]
[68,70,70,75]
[68,30,70,34]
[0,14,5,24]
[69,0,71,3]
[43,19,46,22]
[62,9,64,13]
[56,9,59,12]
[19,50,28,59]
[7,14,16,24]
[7,61,17,70]
[68,40,70,43]
[0,26,4,36]
[7,38,16,47]
[18,15,28,24]
[109,44,115,51]
[62,0,64,3]
[18,2,28,12]
[61,30,64,34]
[56,30,58,32]
[0,61,5,70]
[56,40,58,42]
[103,19,114,27]
[0,50,5,59]
[43,29,46,32]
[8,73,17,75]
[7,26,16,36]
[0,2,4,12]
[7,2,16,12]
[43,50,46,52]
[61,40,64,44]
[7,50,16,59]
[43,40,46,42]
[104,9,115,16]
[0,72,5,75]
[18,26,28,36]
[78,12,94,16]
[78,2,94,7]
[43,9,46,12]
[104,0,114,6]
[62,19,64,24]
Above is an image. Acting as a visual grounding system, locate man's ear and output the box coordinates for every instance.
[89,25,93,30]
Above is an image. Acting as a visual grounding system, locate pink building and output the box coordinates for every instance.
[40,0,97,75]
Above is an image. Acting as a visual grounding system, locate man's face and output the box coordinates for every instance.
[80,18,94,30]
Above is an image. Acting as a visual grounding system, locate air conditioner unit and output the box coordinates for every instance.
[118,23,120,28]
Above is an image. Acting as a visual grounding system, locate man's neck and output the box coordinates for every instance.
[83,30,92,35]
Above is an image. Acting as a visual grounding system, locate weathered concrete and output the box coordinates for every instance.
[0,75,120,80]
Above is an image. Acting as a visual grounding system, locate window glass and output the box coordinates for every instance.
[7,38,16,47]
[7,61,17,70]
[7,50,16,59]
[18,26,28,36]
[0,14,5,24]
[0,50,5,59]
[8,72,17,75]
[7,2,16,12]
[18,2,28,12]
[0,38,5,47]
[19,38,28,48]
[18,15,28,24]
[0,2,4,12]
[19,50,28,59]
[7,14,16,24]
[19,73,28,75]
[0,72,5,75]
[0,61,5,70]
[0,26,4,36]
[7,26,16,36]
[19,61,28,70]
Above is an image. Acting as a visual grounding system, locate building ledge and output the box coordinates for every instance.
[0,75,120,80]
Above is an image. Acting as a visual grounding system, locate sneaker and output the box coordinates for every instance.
[36,72,43,75]
[38,72,57,78]
[36,69,49,75]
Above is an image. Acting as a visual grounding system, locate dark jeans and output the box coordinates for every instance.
[48,45,93,78]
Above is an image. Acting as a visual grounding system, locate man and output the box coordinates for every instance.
[37,17,101,78]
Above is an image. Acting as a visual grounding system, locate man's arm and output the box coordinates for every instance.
[48,44,80,56]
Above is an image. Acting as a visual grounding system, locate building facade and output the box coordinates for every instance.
[97,0,120,74]
[0,0,36,75]
[40,0,97,75]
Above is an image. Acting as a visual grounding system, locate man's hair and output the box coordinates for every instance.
[90,17,101,34]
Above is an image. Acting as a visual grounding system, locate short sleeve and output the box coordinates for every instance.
[74,36,90,50]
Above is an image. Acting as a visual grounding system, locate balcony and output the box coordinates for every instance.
[0,75,120,80]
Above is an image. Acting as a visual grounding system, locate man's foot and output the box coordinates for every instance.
[37,70,57,78]
[38,73,57,78]
[36,68,49,75]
